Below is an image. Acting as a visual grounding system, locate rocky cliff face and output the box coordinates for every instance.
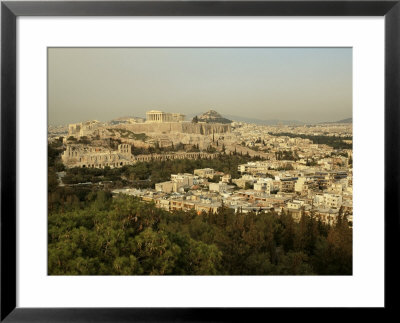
[120,121,230,135]
[197,110,232,124]
[182,122,231,135]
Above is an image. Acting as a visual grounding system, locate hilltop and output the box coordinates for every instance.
[194,110,232,124]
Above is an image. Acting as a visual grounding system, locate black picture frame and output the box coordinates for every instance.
[1,0,399,321]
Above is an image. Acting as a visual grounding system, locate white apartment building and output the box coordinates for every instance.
[253,178,274,194]
[314,193,343,209]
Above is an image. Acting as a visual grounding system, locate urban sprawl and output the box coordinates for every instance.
[49,109,353,227]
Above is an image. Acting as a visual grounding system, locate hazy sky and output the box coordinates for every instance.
[48,47,352,125]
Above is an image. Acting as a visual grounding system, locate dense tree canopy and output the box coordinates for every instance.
[48,193,352,275]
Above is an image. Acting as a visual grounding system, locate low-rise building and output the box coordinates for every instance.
[209,181,229,192]
[194,168,215,179]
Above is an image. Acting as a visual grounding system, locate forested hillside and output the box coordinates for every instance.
[48,193,352,275]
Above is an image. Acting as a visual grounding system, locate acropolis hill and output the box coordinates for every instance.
[59,109,232,169]
[68,110,231,138]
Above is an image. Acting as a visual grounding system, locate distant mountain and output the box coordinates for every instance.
[319,117,352,124]
[224,114,306,126]
[195,110,232,124]
[336,118,352,123]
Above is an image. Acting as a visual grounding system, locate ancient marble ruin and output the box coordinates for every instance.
[61,144,219,169]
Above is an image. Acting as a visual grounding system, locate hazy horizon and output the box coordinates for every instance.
[48,47,352,126]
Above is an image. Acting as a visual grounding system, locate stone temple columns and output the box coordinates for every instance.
[146,110,185,123]
[146,110,165,123]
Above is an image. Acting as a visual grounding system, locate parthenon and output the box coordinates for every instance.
[146,110,185,123]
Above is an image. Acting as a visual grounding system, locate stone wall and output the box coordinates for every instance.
[115,122,230,135]
[61,144,219,169]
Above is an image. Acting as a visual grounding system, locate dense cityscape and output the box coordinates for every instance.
[48,110,352,275]
[50,110,352,225]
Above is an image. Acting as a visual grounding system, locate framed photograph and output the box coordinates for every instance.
[1,0,399,321]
